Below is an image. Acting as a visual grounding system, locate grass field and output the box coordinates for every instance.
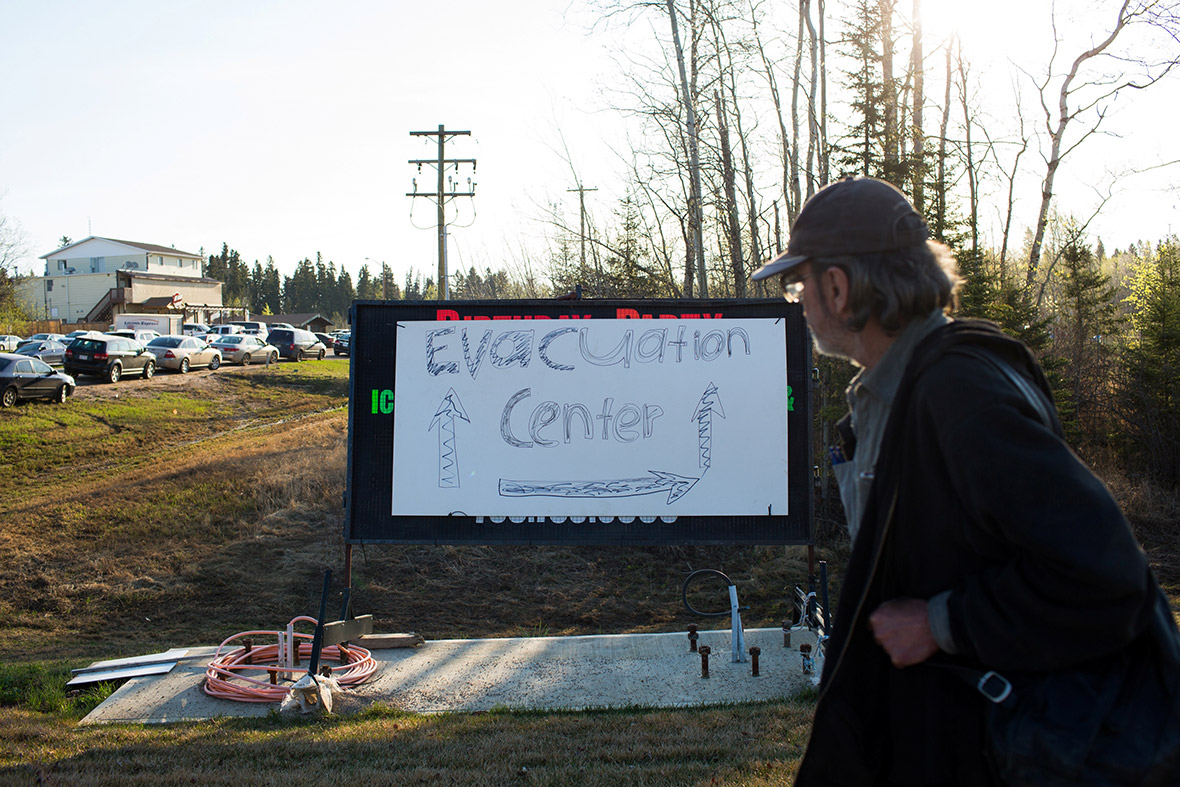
[0,358,832,785]
[2,358,1176,785]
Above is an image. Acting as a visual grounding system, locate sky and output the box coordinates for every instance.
[1,0,1177,287]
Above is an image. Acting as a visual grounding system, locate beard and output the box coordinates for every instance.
[806,298,860,365]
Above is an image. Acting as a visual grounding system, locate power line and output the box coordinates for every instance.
[407,125,476,300]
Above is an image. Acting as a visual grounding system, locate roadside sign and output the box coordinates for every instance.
[345,299,812,545]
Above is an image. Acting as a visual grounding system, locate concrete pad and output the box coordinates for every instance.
[81,627,819,725]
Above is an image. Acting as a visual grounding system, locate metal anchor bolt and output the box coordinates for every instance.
[688,624,699,653]
[750,646,761,677]
[782,619,792,648]
[699,645,711,678]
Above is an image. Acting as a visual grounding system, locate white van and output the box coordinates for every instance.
[230,321,270,339]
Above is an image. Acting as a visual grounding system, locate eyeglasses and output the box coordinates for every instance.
[779,271,817,303]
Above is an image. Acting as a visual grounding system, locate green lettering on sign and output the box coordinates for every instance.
[370,389,394,414]
[787,385,794,412]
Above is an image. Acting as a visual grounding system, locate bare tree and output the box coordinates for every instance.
[666,0,709,297]
[981,93,1030,283]
[790,0,807,218]
[957,46,980,263]
[1025,0,1180,290]
[909,0,925,212]
[752,4,797,222]
[879,0,900,180]
[714,90,746,295]
[0,199,32,331]
[933,38,954,239]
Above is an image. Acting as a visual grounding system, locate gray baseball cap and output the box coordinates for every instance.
[751,177,929,281]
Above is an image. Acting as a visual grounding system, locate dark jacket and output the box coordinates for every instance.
[796,320,1156,786]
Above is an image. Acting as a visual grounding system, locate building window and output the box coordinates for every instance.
[46,279,53,291]
[158,256,164,265]
[90,256,104,272]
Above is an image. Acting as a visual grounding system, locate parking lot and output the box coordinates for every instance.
[64,354,351,399]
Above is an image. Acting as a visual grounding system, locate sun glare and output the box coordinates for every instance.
[920,0,1048,64]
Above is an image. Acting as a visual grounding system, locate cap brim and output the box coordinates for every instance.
[750,251,807,281]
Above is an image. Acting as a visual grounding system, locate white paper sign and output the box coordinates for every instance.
[391,318,789,517]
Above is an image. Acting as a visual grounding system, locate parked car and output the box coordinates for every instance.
[230,320,270,339]
[205,325,243,343]
[0,353,75,407]
[0,335,24,352]
[63,329,104,343]
[17,332,66,348]
[208,334,278,365]
[182,322,212,337]
[14,340,68,367]
[267,328,326,361]
[314,332,336,349]
[145,335,222,373]
[268,322,295,331]
[107,328,161,345]
[333,331,351,356]
[64,335,157,383]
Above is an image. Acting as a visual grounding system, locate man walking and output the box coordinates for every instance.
[752,178,1167,785]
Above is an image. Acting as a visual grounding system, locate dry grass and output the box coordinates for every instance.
[0,701,813,785]
[1,356,1173,785]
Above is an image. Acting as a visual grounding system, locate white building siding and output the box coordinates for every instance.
[42,238,203,279]
[18,273,118,322]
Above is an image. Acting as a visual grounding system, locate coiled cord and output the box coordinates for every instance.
[203,615,378,702]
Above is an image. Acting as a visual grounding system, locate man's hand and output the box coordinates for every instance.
[868,598,939,668]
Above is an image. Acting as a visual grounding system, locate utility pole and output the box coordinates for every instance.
[565,184,598,275]
[408,125,476,300]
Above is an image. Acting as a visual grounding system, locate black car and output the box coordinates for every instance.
[267,328,327,361]
[14,340,68,367]
[64,335,157,383]
[333,331,351,356]
[0,353,75,407]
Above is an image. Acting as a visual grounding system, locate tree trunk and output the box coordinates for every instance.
[790,0,807,220]
[910,0,924,212]
[805,2,820,199]
[879,0,898,181]
[666,0,707,297]
[818,0,829,186]
[1027,0,1137,291]
[753,15,795,226]
[935,40,952,239]
[957,47,979,262]
[715,90,746,297]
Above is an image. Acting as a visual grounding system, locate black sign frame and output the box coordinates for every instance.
[345,298,812,545]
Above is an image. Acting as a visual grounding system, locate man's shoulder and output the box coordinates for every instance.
[905,319,1055,426]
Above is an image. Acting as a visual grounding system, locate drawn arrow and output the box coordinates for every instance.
[429,388,470,488]
[691,382,726,473]
[498,470,699,505]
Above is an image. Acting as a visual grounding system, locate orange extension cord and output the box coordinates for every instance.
[203,615,378,702]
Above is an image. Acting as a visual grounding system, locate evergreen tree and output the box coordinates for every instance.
[260,257,282,314]
[284,258,317,313]
[335,267,355,321]
[356,264,381,300]
[205,243,250,306]
[1057,232,1122,446]
[249,261,265,315]
[1116,237,1180,484]
[603,192,663,298]
[837,0,885,178]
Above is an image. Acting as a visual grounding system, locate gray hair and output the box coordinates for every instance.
[811,240,961,335]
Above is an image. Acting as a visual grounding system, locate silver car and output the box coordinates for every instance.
[0,335,21,352]
[145,335,222,373]
[208,334,278,365]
